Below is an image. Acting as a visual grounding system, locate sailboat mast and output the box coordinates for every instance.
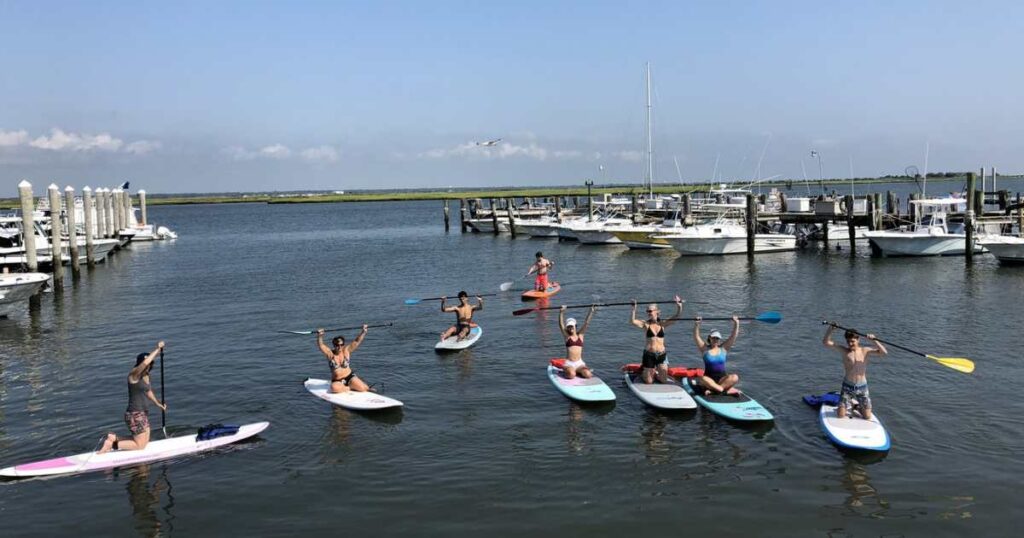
[645,62,653,198]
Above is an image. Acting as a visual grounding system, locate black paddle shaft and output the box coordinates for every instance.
[159,348,166,432]
[824,322,923,358]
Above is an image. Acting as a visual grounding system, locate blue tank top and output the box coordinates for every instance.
[702,348,728,377]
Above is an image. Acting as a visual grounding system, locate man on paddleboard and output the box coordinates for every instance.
[526,252,553,292]
[440,291,483,342]
[317,325,373,393]
[99,341,168,453]
[630,296,684,384]
[822,323,888,419]
[693,316,742,395]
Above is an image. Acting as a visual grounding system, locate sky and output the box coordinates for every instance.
[1,0,1022,195]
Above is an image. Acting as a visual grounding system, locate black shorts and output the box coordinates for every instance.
[642,350,667,369]
[335,372,356,386]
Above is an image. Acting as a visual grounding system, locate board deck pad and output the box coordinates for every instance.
[685,379,773,421]
[819,404,890,451]
[521,283,561,300]
[304,378,403,410]
[624,374,697,409]
[547,365,615,402]
[435,325,482,351]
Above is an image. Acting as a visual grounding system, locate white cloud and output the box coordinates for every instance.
[259,144,292,159]
[29,128,124,152]
[124,140,162,155]
[221,146,257,161]
[613,150,644,162]
[417,141,577,161]
[300,145,339,163]
[0,129,30,147]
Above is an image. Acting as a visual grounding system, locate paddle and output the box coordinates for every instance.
[159,347,167,438]
[512,300,697,317]
[823,321,974,374]
[278,323,394,335]
[404,293,497,306]
[664,311,783,324]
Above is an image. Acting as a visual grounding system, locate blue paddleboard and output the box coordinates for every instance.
[547,365,616,402]
[684,378,773,421]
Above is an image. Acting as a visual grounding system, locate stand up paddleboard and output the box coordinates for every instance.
[0,422,270,478]
[304,378,403,410]
[623,373,697,410]
[435,325,482,351]
[819,404,890,451]
[684,379,773,421]
[521,282,560,301]
[547,360,615,402]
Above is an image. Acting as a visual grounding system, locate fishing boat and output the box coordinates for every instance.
[0,217,119,266]
[467,217,510,234]
[563,215,633,245]
[0,271,49,318]
[977,234,1024,263]
[515,216,561,238]
[606,214,683,249]
[656,211,797,255]
[863,199,984,256]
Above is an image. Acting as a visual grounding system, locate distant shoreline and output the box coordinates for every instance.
[3,174,1016,209]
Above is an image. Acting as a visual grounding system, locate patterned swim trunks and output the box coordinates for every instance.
[124,410,150,435]
[840,380,871,414]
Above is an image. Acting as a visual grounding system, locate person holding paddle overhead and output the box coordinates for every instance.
[99,341,168,453]
[558,304,597,379]
[823,323,888,419]
[693,316,742,395]
[317,325,372,394]
[526,251,554,291]
[440,291,483,342]
[630,296,684,384]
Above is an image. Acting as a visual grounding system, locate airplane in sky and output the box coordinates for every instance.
[475,138,502,147]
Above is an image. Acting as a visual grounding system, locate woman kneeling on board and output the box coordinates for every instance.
[558,305,596,379]
[99,342,168,453]
[693,316,742,395]
[317,326,372,393]
[630,296,684,384]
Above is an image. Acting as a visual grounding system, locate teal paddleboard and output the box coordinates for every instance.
[684,378,773,421]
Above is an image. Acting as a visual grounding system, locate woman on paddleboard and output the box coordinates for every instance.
[317,325,372,393]
[630,296,684,384]
[558,304,597,379]
[440,291,483,342]
[99,342,167,453]
[822,323,888,419]
[693,316,741,395]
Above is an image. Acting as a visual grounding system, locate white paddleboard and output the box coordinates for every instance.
[0,421,269,478]
[819,404,890,451]
[435,325,482,351]
[547,365,615,402]
[304,377,403,410]
[623,373,697,410]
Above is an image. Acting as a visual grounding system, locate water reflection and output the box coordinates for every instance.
[836,459,888,518]
[121,464,175,537]
[564,400,614,454]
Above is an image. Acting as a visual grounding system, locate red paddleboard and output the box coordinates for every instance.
[521,282,561,300]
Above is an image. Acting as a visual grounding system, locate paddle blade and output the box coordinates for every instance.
[500,282,514,292]
[404,298,421,305]
[927,355,975,374]
[755,311,783,324]
[512,307,538,316]
[278,330,313,335]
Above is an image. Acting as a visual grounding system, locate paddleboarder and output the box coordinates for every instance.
[558,304,597,379]
[823,323,888,419]
[317,325,372,394]
[629,296,684,384]
[693,316,742,395]
[99,341,168,453]
[526,251,554,292]
[440,291,483,342]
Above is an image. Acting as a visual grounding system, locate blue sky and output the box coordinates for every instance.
[1,1,1021,195]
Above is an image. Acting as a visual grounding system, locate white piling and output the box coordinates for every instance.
[123,189,133,230]
[47,184,65,284]
[139,189,148,226]
[17,180,38,271]
[64,186,80,271]
[83,186,95,266]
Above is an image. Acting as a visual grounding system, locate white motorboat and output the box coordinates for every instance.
[824,222,869,241]
[515,216,561,238]
[564,216,633,245]
[606,215,684,249]
[467,217,510,234]
[656,215,797,255]
[0,272,49,317]
[0,217,119,266]
[863,199,983,256]
[977,235,1024,263]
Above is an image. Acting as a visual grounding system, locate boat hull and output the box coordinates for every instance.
[516,223,559,237]
[978,237,1024,263]
[608,230,672,249]
[664,235,796,255]
[864,233,982,256]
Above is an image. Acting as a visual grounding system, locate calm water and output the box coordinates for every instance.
[1,184,1022,537]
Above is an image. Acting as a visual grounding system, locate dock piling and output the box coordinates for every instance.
[64,186,80,272]
[458,199,467,233]
[443,200,450,232]
[17,180,38,272]
[872,193,882,230]
[83,187,95,267]
[745,194,756,258]
[554,196,562,223]
[844,194,857,254]
[139,189,147,226]
[965,172,976,263]
[489,199,499,235]
[47,184,65,286]
[506,198,517,238]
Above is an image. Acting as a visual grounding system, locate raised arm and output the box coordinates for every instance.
[693,318,706,351]
[130,341,164,380]
[473,296,484,311]
[660,295,685,327]
[558,306,569,338]
[579,305,596,335]
[629,299,645,329]
[345,324,369,353]
[440,296,456,313]
[821,323,848,353]
[865,334,888,356]
[316,329,333,359]
[723,315,740,350]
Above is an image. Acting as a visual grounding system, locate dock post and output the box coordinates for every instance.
[631,193,638,223]
[111,189,121,238]
[47,184,65,287]
[83,186,96,267]
[104,188,115,238]
[886,191,896,216]
[745,194,756,259]
[123,189,133,230]
[973,183,984,216]
[778,192,787,213]
[506,198,517,238]
[94,188,106,239]
[844,194,856,254]
[18,180,38,272]
[992,166,997,192]
[909,192,919,223]
[682,193,691,224]
[1018,193,1023,236]
[980,167,986,196]
[965,172,976,263]
[822,220,829,243]
[573,196,580,209]
[458,199,468,233]
[64,186,80,272]
[139,189,148,226]
[489,198,499,235]
[443,200,450,232]
[998,190,1008,212]
[554,196,562,223]
[872,193,882,230]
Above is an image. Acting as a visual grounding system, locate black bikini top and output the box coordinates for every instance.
[646,324,665,338]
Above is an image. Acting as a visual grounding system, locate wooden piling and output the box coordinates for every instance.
[973,184,983,216]
[554,196,562,223]
[992,166,997,192]
[443,200,450,232]
[458,199,467,232]
[104,189,115,238]
[682,193,691,223]
[506,198,517,238]
[110,189,120,237]
[83,186,96,267]
[886,191,896,216]
[64,186,80,272]
[778,192,788,213]
[998,190,1008,212]
[909,192,919,222]
[1018,193,1023,236]
[139,189,148,225]
[872,193,882,231]
[631,193,638,223]
[844,194,856,254]
[965,172,976,262]
[94,188,106,239]
[745,194,756,258]
[17,180,38,272]
[489,198,499,235]
[47,184,65,286]
[123,189,133,230]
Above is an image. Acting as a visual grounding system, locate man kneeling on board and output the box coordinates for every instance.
[440,291,483,342]
[822,323,888,419]
[100,342,168,453]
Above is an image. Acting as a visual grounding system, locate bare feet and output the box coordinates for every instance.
[98,433,116,454]
[726,387,742,396]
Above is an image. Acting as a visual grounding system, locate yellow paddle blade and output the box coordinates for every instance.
[926,355,975,374]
